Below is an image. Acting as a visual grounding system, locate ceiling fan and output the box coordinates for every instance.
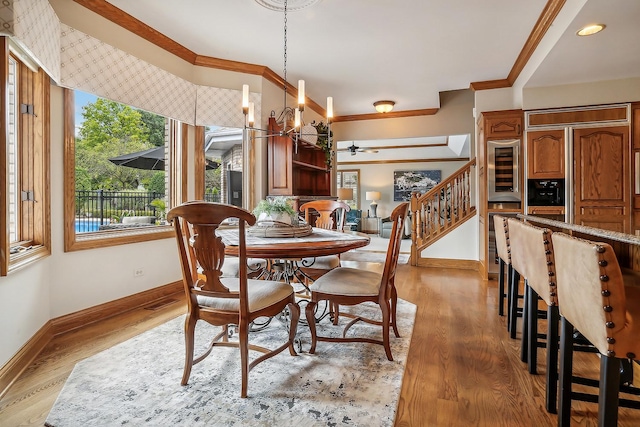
[346,141,379,156]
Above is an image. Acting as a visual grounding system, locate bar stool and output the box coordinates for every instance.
[507,218,559,413]
[552,232,640,426]
[493,214,511,317]
[503,218,526,340]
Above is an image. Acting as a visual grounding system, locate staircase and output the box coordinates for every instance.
[409,159,476,266]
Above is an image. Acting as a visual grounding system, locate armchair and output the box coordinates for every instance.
[380,211,411,239]
[344,209,362,232]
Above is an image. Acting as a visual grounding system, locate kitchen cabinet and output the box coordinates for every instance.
[528,206,565,215]
[484,111,522,139]
[479,109,524,280]
[527,129,565,179]
[573,125,630,233]
[267,117,331,200]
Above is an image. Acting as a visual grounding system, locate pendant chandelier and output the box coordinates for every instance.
[241,0,333,152]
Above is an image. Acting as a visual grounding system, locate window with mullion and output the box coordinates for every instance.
[1,42,51,275]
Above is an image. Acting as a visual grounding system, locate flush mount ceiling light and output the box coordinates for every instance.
[576,24,606,36]
[373,100,395,113]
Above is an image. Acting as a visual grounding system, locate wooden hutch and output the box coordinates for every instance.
[267,116,334,211]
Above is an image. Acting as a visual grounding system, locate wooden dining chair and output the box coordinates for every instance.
[167,201,300,398]
[298,200,350,280]
[304,202,409,361]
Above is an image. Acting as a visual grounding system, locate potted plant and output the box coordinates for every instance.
[312,121,333,169]
[252,196,297,225]
[150,198,166,224]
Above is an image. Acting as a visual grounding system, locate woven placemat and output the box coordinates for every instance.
[247,221,313,238]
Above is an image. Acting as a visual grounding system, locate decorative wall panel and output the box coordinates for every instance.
[2,0,61,82]
[196,86,261,128]
[60,24,197,124]
[0,0,14,36]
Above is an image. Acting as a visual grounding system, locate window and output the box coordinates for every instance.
[336,169,360,210]
[64,89,177,251]
[196,125,242,206]
[0,41,51,275]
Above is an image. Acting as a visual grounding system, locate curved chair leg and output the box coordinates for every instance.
[306,300,318,354]
[287,301,301,356]
[181,314,197,386]
[381,300,393,361]
[239,320,249,398]
[390,286,400,338]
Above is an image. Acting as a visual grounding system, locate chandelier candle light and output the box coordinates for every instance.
[366,191,381,218]
[242,0,333,154]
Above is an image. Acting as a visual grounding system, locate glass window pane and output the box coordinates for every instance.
[74,90,169,233]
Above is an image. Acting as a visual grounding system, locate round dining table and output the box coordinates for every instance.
[220,227,371,259]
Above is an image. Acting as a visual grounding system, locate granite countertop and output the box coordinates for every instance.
[518,214,640,246]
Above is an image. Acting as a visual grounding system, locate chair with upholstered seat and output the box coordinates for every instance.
[167,201,300,398]
[298,200,350,280]
[507,218,560,413]
[493,214,512,317]
[305,202,409,361]
[552,232,640,426]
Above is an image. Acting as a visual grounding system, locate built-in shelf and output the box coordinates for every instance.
[292,160,329,171]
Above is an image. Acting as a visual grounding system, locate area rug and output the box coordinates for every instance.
[341,251,410,265]
[45,299,416,427]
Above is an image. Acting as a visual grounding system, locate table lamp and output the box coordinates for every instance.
[337,187,354,202]
[365,191,381,217]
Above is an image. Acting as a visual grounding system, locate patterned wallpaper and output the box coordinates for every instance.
[0,0,14,36]
[5,2,254,127]
[196,86,261,128]
[60,24,197,124]
[2,0,61,82]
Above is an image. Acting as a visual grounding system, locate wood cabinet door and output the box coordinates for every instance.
[268,133,293,195]
[574,126,630,233]
[527,129,565,179]
[485,115,522,139]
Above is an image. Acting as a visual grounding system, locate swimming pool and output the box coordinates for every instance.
[75,219,109,233]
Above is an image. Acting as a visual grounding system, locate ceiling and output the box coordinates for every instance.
[102,0,640,117]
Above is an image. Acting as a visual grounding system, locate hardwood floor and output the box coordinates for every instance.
[1,264,640,426]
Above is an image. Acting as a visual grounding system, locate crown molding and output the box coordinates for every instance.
[74,0,565,117]
[469,0,565,91]
[333,108,439,123]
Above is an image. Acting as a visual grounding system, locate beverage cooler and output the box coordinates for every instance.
[487,139,521,203]
[488,211,520,275]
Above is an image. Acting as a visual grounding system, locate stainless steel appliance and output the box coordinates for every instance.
[487,139,521,203]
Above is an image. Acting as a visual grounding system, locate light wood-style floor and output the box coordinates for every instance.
[2,263,640,426]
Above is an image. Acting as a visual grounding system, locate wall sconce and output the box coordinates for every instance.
[365,191,381,217]
[373,100,395,113]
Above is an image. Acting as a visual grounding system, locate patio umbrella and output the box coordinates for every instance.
[109,147,219,170]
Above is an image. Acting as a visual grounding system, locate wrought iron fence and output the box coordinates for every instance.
[74,190,221,233]
[75,190,164,232]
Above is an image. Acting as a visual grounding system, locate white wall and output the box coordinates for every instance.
[420,219,478,261]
